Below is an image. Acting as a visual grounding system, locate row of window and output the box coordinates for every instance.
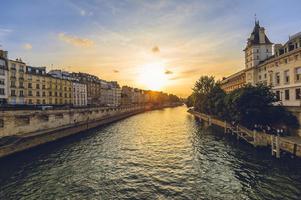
[272,67,301,85]
[275,88,301,101]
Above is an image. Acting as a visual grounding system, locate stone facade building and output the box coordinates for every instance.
[0,50,8,105]
[8,59,26,104]
[220,20,301,107]
[71,72,102,106]
[48,70,87,107]
[26,66,72,105]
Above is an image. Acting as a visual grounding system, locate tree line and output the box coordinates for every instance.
[186,76,299,132]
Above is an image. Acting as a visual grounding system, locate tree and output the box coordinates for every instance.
[192,76,216,112]
[224,83,299,129]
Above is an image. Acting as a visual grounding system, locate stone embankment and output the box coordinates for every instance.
[0,103,182,158]
[188,109,301,158]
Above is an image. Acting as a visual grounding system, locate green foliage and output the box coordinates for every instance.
[189,76,299,130]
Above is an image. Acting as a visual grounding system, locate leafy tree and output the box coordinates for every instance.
[189,77,299,131]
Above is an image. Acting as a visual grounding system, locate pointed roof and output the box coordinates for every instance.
[245,20,273,49]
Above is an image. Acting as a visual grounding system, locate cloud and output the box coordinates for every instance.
[169,69,201,80]
[58,33,94,48]
[152,46,160,53]
[113,69,119,73]
[80,9,86,16]
[23,43,32,50]
[164,70,173,75]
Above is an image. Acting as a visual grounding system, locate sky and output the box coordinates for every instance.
[1,0,301,97]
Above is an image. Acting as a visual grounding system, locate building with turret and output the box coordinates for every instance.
[220,20,301,107]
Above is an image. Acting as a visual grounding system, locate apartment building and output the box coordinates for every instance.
[0,50,8,105]
[8,59,26,104]
[25,66,72,105]
[48,70,87,106]
[71,72,102,106]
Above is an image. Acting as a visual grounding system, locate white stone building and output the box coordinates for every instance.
[221,20,301,107]
[72,81,87,107]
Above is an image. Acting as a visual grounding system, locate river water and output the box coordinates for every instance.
[0,106,301,200]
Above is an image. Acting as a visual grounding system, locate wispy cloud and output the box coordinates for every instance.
[113,69,119,73]
[22,43,32,50]
[152,46,160,53]
[0,28,13,38]
[58,33,94,48]
[164,69,173,75]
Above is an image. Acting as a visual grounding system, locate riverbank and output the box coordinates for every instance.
[188,109,301,158]
[0,103,182,158]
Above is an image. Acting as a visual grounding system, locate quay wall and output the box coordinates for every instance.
[188,110,301,158]
[0,103,181,158]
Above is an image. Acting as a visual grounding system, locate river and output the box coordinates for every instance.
[0,106,301,200]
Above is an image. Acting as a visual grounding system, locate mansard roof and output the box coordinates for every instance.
[245,21,273,49]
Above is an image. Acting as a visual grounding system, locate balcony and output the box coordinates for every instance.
[19,77,24,81]
[19,69,24,73]
[10,76,16,79]
[10,67,16,71]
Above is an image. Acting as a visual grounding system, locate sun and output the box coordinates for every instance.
[138,62,167,90]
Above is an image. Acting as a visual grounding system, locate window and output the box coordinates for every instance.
[36,84,40,89]
[28,99,32,104]
[264,74,267,79]
[275,72,280,85]
[19,90,24,97]
[285,90,290,100]
[284,70,290,84]
[11,90,16,96]
[11,81,16,87]
[42,92,46,97]
[42,85,45,89]
[28,83,32,88]
[28,90,32,96]
[19,82,24,88]
[295,67,301,82]
[0,88,4,95]
[37,99,40,104]
[0,118,3,128]
[275,91,280,101]
[0,79,4,85]
[49,91,52,96]
[42,99,46,104]
[0,69,5,75]
[36,91,40,96]
[284,59,288,64]
[296,89,301,100]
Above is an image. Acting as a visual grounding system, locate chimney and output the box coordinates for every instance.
[259,27,266,44]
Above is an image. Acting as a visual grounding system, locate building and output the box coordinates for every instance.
[71,72,102,106]
[8,58,26,104]
[48,70,87,106]
[220,20,301,107]
[25,67,72,105]
[72,81,87,107]
[220,70,246,93]
[25,66,48,105]
[0,50,8,105]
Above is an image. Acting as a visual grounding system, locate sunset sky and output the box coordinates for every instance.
[1,0,301,97]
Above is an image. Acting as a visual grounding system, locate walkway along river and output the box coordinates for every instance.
[0,106,301,199]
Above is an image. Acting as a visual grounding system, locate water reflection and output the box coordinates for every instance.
[0,106,300,199]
